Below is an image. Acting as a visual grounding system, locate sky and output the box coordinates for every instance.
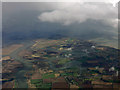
[38,2,118,27]
[2,2,119,47]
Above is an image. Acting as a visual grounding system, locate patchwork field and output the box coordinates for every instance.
[2,38,120,89]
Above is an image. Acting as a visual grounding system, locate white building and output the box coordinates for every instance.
[91,46,96,49]
[109,67,115,72]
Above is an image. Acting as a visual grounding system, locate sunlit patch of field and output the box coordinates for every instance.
[31,38,67,49]
[2,44,23,55]
[18,50,32,57]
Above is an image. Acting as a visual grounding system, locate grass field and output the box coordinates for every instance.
[42,73,55,79]
[31,79,42,84]
[58,58,70,64]
[89,37,118,49]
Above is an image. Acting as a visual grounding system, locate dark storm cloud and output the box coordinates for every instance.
[2,2,118,44]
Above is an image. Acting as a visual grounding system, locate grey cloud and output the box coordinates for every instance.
[38,2,117,27]
[2,2,118,47]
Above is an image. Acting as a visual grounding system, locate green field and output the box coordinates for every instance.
[42,73,55,79]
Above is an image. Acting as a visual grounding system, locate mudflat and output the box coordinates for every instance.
[2,44,23,55]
